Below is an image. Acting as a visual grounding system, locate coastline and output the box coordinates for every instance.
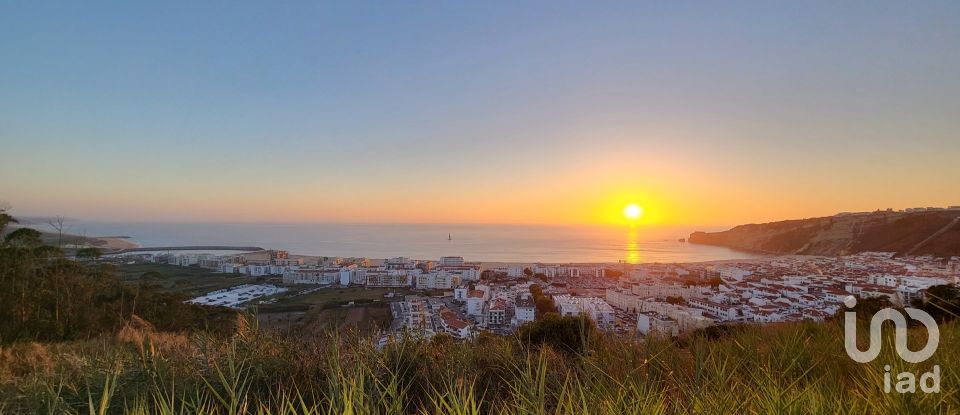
[95,236,140,251]
[7,225,141,251]
[115,235,781,266]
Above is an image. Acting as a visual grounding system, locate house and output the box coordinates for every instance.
[439,308,471,338]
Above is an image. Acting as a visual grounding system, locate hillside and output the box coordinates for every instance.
[2,224,138,251]
[689,209,960,257]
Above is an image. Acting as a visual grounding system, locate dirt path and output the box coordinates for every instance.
[903,216,960,256]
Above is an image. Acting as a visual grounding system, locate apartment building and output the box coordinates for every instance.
[406,296,431,332]
[486,299,507,327]
[439,256,465,266]
[466,290,486,316]
[553,295,616,330]
[416,272,454,290]
[514,296,536,326]
[637,312,679,337]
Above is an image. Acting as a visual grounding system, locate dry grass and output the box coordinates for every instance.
[0,316,957,414]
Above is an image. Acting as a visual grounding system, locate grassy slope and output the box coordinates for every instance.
[1,318,957,414]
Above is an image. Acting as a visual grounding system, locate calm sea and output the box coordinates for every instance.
[38,221,762,264]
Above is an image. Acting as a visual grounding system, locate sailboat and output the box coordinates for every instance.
[448,233,452,241]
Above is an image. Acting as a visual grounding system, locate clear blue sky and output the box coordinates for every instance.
[2,1,959,224]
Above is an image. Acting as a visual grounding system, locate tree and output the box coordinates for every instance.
[530,284,543,297]
[603,269,623,279]
[0,207,15,236]
[517,313,596,353]
[913,285,960,324]
[523,267,533,277]
[47,215,66,249]
[528,284,555,316]
[707,276,723,288]
[0,206,235,343]
[839,297,893,321]
[535,296,556,316]
[4,227,43,248]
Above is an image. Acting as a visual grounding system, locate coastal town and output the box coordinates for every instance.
[111,248,960,339]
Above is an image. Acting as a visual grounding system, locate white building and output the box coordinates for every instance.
[486,299,507,327]
[385,257,417,271]
[607,289,642,312]
[243,264,273,277]
[466,290,486,316]
[366,272,412,288]
[553,295,616,330]
[514,296,536,326]
[631,283,710,300]
[491,266,525,278]
[174,254,203,267]
[439,256,465,266]
[406,296,431,332]
[637,312,679,337]
[439,308,471,338]
[437,266,480,281]
[687,298,739,321]
[416,272,453,290]
[715,266,752,281]
[555,295,582,317]
[283,267,338,284]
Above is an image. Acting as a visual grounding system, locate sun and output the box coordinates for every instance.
[623,203,643,220]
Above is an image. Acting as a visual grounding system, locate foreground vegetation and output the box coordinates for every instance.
[1,316,957,414]
[2,209,959,414]
[0,214,236,344]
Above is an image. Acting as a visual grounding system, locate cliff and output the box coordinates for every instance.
[689,210,960,257]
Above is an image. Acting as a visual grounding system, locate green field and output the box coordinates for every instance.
[257,286,402,313]
[255,286,403,332]
[116,264,403,331]
[115,263,254,297]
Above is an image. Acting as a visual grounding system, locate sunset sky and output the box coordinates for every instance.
[2,2,959,226]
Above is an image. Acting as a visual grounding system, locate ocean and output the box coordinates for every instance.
[37,221,763,264]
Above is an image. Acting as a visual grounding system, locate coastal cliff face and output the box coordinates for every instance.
[689,210,960,257]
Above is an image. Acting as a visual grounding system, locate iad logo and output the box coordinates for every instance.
[843,295,940,394]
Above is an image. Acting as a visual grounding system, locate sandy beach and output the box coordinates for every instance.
[6,225,142,252]
[93,236,140,251]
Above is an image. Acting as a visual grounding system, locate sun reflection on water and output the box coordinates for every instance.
[625,227,641,264]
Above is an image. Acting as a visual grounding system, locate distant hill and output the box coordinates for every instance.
[2,225,136,252]
[689,209,960,257]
